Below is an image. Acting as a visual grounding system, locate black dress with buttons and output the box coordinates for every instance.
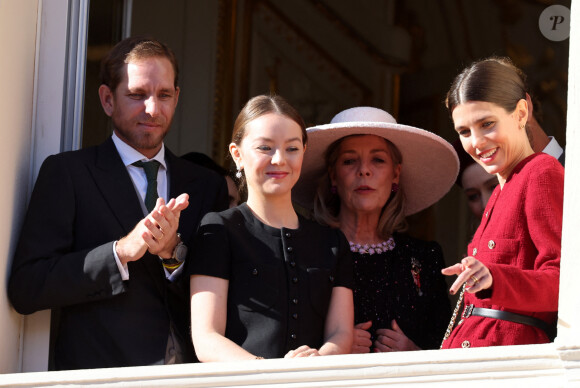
[352,233,451,350]
[190,203,353,359]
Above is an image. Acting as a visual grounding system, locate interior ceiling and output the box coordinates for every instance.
[257,0,569,145]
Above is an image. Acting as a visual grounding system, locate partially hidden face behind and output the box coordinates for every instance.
[330,134,400,216]
[461,162,499,219]
[99,56,180,158]
[452,100,529,184]
[230,113,305,199]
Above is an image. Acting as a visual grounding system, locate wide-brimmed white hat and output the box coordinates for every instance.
[293,107,459,216]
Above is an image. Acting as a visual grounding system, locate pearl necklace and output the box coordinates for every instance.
[349,237,395,255]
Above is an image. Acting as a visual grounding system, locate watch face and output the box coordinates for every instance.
[174,243,188,262]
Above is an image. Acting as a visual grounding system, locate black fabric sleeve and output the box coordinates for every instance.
[8,155,126,315]
[189,211,232,280]
[332,229,354,290]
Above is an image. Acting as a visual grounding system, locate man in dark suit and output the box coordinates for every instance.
[7,36,228,370]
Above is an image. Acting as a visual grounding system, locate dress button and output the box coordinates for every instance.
[472,248,477,256]
[290,261,296,267]
[485,211,489,218]
[285,232,291,238]
[291,334,297,340]
[292,313,298,319]
[287,246,293,252]
[292,277,298,283]
[329,275,334,282]
[292,298,298,304]
[252,269,258,275]
[461,340,471,348]
[488,240,496,249]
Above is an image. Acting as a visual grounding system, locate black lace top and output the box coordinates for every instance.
[352,233,451,350]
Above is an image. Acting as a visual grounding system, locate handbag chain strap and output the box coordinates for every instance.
[440,283,466,349]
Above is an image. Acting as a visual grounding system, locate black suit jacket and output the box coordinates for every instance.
[8,137,228,370]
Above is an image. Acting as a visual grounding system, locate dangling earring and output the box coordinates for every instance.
[391,183,399,194]
[330,185,337,194]
[236,167,243,179]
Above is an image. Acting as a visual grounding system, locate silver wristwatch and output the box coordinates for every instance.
[163,233,187,265]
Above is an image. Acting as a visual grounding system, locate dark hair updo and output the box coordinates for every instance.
[445,57,527,115]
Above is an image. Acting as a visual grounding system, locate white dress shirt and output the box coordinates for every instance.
[542,136,564,161]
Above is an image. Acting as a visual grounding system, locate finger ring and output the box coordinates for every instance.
[470,275,479,284]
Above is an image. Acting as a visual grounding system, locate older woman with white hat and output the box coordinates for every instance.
[294,107,458,352]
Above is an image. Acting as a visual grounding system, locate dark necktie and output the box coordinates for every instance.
[132,160,161,212]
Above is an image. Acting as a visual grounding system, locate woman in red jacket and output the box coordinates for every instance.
[440,57,564,349]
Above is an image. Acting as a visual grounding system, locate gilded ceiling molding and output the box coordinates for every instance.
[307,0,406,68]
[255,0,371,102]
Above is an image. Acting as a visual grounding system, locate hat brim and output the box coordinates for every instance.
[293,121,459,216]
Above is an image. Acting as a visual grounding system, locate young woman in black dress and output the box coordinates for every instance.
[189,95,354,361]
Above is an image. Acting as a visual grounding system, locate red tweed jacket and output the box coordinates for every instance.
[442,153,564,349]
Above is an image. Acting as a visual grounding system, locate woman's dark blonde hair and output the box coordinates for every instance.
[231,95,306,195]
[312,134,407,239]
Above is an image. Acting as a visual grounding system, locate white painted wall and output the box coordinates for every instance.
[0,0,40,374]
[0,0,71,373]
[557,0,580,350]
[22,0,72,373]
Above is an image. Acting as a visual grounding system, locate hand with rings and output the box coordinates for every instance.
[284,345,321,358]
[441,256,493,295]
